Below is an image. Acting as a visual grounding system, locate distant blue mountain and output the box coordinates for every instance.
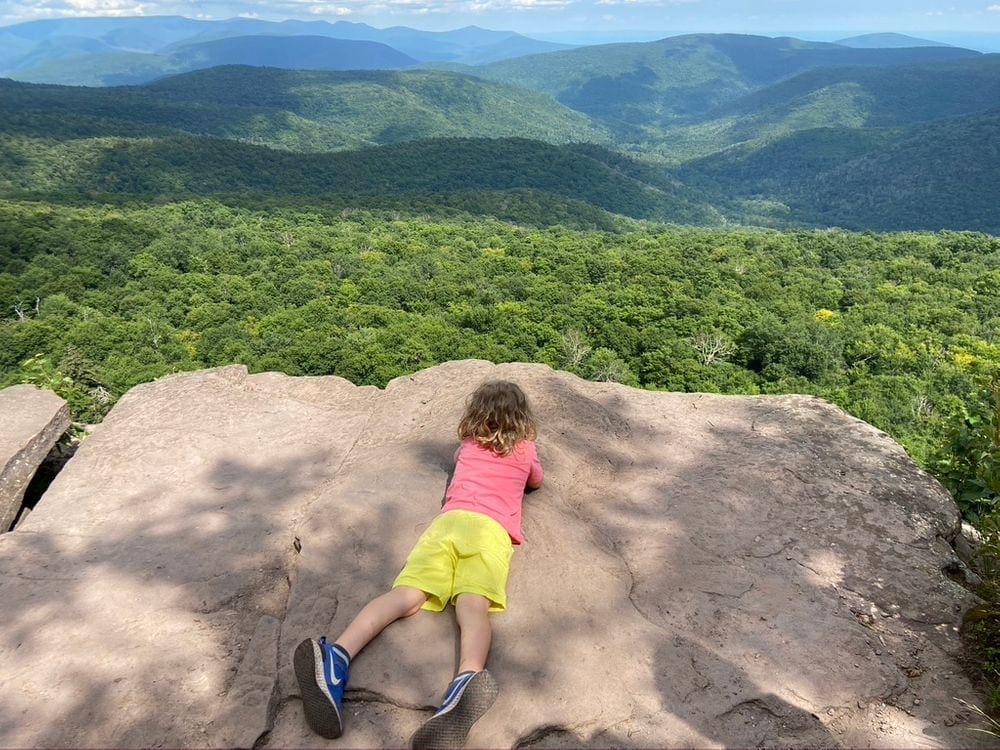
[171,35,418,71]
[160,21,568,62]
[6,35,119,71]
[4,34,421,86]
[0,15,569,85]
[1,15,205,48]
[834,33,953,48]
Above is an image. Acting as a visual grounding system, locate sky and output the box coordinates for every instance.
[3,0,1000,38]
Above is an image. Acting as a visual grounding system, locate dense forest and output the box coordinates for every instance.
[1,198,997,527]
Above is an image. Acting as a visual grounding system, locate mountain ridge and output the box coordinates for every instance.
[458,33,981,136]
[834,32,953,48]
[677,109,1000,233]
[169,34,419,71]
[0,66,610,149]
[2,33,998,234]
[0,133,718,225]
[0,15,570,84]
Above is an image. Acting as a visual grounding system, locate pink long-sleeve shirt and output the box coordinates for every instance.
[441,438,543,545]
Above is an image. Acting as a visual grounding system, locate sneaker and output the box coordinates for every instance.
[294,636,350,739]
[411,670,499,750]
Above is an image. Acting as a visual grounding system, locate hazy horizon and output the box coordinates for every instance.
[3,1,1000,41]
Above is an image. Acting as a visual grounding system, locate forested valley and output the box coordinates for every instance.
[2,199,997,525]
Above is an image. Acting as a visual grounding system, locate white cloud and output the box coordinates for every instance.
[305,3,352,12]
[509,0,571,7]
[595,0,685,6]
[466,0,569,10]
[9,0,149,16]
[988,3,1000,10]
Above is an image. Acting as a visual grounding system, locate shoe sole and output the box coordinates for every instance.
[411,670,499,750]
[293,638,343,739]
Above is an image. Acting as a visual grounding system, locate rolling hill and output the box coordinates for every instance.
[676,111,1000,233]
[0,134,719,226]
[648,54,1000,161]
[2,32,998,235]
[3,35,120,72]
[0,67,611,151]
[8,50,189,88]
[457,34,981,136]
[718,54,1000,126]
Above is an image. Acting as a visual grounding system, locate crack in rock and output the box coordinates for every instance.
[745,540,793,559]
[544,479,666,631]
[698,582,754,599]
[514,724,579,748]
[789,557,822,576]
[608,536,666,629]
[681,655,713,703]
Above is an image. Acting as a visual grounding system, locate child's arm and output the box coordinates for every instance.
[526,442,544,489]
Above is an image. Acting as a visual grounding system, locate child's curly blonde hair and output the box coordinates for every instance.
[458,380,537,456]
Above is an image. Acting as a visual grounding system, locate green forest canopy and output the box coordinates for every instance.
[2,197,998,522]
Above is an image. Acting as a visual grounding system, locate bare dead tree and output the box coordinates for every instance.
[690,332,735,366]
[12,298,40,322]
[593,359,630,384]
[560,328,591,369]
[145,317,163,349]
[911,395,934,418]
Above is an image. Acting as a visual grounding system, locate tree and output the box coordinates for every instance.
[690,332,735,366]
[933,375,1000,524]
[11,298,39,322]
[559,328,591,369]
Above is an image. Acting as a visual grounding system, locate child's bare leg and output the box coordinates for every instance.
[410,593,496,749]
[455,593,492,673]
[335,586,427,658]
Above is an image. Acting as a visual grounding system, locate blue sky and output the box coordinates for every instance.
[3,0,1000,36]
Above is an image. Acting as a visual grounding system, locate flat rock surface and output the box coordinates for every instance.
[0,384,69,533]
[0,361,992,748]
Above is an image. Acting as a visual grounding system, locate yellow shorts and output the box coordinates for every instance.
[393,510,513,613]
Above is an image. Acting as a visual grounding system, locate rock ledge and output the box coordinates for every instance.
[0,361,990,748]
[0,384,69,532]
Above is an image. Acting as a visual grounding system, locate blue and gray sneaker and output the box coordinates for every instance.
[294,636,350,739]
[411,669,499,749]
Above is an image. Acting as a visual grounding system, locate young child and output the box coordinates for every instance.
[294,379,543,749]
